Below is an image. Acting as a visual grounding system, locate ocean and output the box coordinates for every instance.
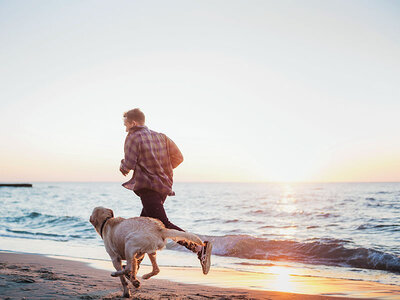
[1,182,400,287]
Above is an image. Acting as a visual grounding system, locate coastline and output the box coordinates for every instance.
[0,252,336,300]
[1,252,400,299]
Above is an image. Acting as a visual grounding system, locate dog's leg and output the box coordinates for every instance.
[128,254,141,288]
[123,253,144,281]
[110,258,130,298]
[122,253,143,279]
[110,266,130,277]
[137,253,145,271]
[142,252,160,280]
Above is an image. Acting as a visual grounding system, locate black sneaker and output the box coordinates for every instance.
[197,241,212,275]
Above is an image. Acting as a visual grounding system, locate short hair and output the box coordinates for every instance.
[123,108,145,124]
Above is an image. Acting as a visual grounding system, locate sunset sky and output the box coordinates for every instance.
[1,0,399,183]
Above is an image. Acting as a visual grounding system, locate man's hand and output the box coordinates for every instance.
[120,163,129,176]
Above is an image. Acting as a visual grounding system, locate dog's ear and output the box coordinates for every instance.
[108,209,114,218]
[89,215,97,226]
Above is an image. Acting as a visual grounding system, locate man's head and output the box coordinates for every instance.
[123,108,145,132]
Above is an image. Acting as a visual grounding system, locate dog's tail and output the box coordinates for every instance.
[162,229,204,246]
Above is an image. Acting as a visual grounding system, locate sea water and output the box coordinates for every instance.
[1,182,399,286]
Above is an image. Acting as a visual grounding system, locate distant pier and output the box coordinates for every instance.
[0,183,33,187]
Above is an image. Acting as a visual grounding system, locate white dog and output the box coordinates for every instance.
[89,206,203,298]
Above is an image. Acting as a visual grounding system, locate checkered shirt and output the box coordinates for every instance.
[120,126,183,196]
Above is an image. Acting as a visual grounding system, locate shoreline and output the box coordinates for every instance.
[0,252,339,300]
[1,252,400,299]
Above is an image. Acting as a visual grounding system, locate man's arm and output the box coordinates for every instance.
[167,136,183,169]
[120,135,140,175]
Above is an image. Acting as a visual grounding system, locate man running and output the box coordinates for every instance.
[119,108,212,274]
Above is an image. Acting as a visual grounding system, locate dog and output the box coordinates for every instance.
[89,206,204,298]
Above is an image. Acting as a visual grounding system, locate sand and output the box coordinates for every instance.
[0,252,346,300]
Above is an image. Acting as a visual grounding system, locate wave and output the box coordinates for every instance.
[224,219,240,223]
[0,211,95,241]
[4,212,83,224]
[250,210,265,214]
[168,234,400,273]
[6,229,66,238]
[3,211,400,273]
[357,224,400,231]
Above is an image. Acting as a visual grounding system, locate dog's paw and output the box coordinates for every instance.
[142,273,151,280]
[142,269,159,280]
[111,271,118,277]
[131,279,141,288]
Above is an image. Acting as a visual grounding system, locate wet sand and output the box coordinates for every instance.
[0,252,341,299]
[1,252,399,299]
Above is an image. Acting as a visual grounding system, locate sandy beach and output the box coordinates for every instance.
[2,252,400,299]
[0,252,344,300]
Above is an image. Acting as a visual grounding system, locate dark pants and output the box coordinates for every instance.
[135,188,198,253]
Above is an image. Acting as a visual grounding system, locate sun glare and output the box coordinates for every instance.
[267,266,296,293]
[279,185,297,213]
[263,150,321,182]
[273,184,299,238]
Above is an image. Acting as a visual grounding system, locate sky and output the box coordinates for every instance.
[1,0,399,183]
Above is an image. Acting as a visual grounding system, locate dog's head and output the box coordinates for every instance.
[89,206,114,229]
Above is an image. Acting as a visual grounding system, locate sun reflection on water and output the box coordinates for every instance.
[276,184,298,238]
[279,184,297,213]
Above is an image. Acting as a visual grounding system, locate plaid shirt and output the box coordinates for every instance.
[120,126,183,196]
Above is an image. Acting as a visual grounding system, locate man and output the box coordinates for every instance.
[119,108,212,274]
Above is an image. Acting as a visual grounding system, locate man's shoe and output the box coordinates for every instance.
[198,241,212,275]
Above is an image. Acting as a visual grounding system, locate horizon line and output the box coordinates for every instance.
[1,180,400,184]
